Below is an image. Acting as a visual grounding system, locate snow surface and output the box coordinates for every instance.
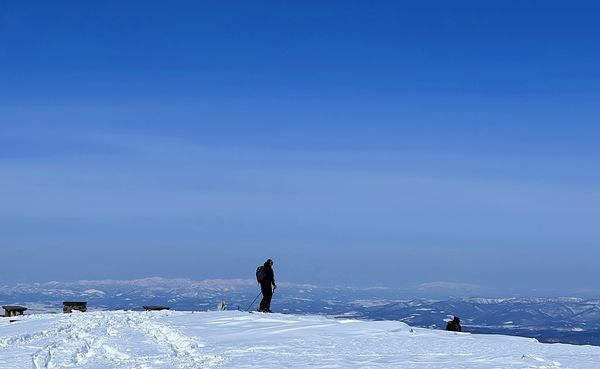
[1,310,600,369]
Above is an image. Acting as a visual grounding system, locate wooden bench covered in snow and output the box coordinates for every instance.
[63,301,87,313]
[143,305,170,311]
[2,305,27,317]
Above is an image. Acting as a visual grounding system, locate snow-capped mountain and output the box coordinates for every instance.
[2,278,599,345]
[350,297,600,345]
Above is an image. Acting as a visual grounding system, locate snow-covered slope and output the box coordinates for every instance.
[3,278,600,345]
[1,311,600,369]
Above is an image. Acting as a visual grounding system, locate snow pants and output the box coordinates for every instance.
[259,283,273,312]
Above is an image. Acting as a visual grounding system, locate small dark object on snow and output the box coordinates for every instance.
[2,305,27,317]
[446,316,462,332]
[63,301,87,313]
[143,305,170,311]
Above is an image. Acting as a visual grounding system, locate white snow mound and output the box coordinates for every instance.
[1,310,600,368]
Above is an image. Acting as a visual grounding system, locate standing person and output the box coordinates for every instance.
[258,259,277,312]
[445,316,462,332]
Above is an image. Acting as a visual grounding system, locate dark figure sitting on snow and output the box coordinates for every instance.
[258,259,277,313]
[446,316,462,332]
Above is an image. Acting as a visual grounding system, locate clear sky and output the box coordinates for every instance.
[1,1,599,295]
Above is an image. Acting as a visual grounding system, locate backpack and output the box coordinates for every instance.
[256,266,267,283]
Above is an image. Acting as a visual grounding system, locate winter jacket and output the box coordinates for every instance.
[262,261,275,286]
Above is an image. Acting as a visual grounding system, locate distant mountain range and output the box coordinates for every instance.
[2,277,599,346]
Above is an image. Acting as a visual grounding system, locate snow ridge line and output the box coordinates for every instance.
[0,322,74,349]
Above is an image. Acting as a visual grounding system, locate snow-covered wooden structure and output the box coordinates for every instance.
[143,305,170,311]
[63,301,87,313]
[2,305,27,317]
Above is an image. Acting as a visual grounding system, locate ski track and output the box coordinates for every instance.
[0,311,224,369]
[123,312,224,368]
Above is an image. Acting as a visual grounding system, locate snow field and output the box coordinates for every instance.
[1,311,223,369]
[1,310,600,368]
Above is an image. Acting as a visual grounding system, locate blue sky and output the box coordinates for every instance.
[1,1,599,295]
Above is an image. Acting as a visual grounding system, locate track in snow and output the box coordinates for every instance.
[1,311,223,369]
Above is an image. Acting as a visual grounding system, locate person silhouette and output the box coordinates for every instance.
[446,316,462,332]
[258,259,277,312]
